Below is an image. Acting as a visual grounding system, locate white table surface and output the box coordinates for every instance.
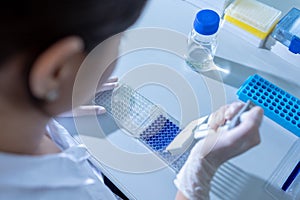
[56,0,300,199]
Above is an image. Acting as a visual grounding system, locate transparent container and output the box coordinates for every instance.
[186,9,220,72]
[271,8,300,54]
[265,139,300,200]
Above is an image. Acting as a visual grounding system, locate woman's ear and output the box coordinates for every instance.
[29,36,84,102]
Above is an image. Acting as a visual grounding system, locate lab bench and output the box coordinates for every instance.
[56,0,300,199]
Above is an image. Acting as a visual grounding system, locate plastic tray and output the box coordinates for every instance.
[271,8,300,54]
[94,84,159,137]
[265,139,300,200]
[94,84,189,172]
[224,0,281,37]
[237,74,300,137]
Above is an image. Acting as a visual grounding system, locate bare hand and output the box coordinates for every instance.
[58,77,118,117]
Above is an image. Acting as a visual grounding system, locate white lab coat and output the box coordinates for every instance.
[0,120,116,200]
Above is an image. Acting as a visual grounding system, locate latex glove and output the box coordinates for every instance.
[59,77,118,117]
[174,102,264,200]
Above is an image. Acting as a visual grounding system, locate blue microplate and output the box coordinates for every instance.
[237,74,300,137]
[139,115,180,151]
[94,84,189,172]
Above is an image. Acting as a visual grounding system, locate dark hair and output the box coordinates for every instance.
[0,0,146,109]
[0,0,147,64]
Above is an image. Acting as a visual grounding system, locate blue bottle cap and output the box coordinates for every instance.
[193,9,220,35]
[289,35,300,54]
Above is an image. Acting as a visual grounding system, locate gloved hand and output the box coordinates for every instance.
[174,102,264,200]
[58,77,118,117]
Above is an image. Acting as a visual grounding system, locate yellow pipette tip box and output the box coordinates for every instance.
[223,0,281,47]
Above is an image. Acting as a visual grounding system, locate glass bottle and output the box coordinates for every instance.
[186,9,220,72]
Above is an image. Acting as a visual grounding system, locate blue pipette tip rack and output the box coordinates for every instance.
[94,84,188,172]
[237,74,300,137]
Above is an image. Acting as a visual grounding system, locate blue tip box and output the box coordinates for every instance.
[237,74,300,137]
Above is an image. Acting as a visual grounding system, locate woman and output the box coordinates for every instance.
[0,1,263,199]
